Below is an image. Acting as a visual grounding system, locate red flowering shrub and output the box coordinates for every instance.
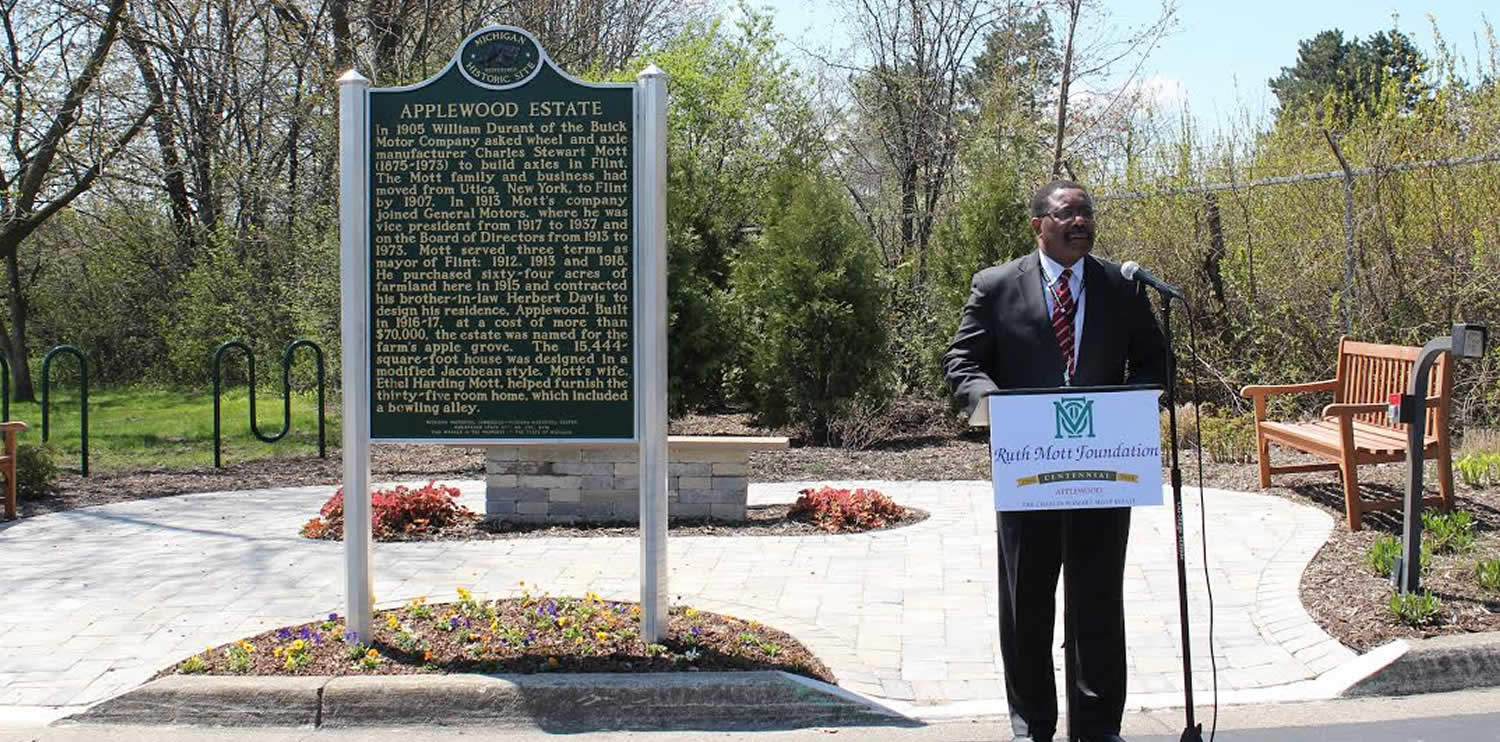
[788,486,906,533]
[301,482,477,540]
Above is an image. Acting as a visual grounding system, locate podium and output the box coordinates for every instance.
[981,385,1164,512]
[977,384,1167,741]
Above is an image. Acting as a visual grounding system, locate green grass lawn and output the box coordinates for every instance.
[5,385,339,474]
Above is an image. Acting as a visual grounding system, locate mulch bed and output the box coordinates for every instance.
[468,503,928,539]
[17,397,1500,654]
[155,595,834,684]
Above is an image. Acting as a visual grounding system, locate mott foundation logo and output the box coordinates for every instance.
[1053,396,1095,439]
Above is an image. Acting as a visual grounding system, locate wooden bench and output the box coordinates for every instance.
[2,421,26,519]
[1241,337,1454,531]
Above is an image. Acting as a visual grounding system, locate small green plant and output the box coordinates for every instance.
[1366,535,1432,577]
[1366,535,1401,577]
[15,443,59,501]
[1388,590,1443,626]
[1455,451,1500,487]
[180,651,208,674]
[357,647,382,670]
[224,640,255,673]
[405,595,434,620]
[344,641,369,662]
[280,639,313,670]
[1422,510,1476,553]
[1476,559,1500,592]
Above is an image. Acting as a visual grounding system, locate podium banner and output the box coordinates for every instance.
[988,387,1164,512]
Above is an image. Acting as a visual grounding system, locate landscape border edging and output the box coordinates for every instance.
[1342,631,1500,697]
[61,671,912,730]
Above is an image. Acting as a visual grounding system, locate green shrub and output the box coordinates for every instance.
[1387,590,1443,627]
[15,443,60,501]
[1159,404,1256,463]
[1366,535,1401,577]
[1366,534,1433,578]
[1422,510,1476,554]
[1475,559,1500,592]
[1200,410,1257,463]
[731,173,891,443]
[1159,404,1198,453]
[1455,452,1500,488]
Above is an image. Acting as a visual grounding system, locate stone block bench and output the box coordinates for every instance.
[485,436,789,524]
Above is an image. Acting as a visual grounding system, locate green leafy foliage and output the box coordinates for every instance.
[1422,510,1476,554]
[1475,559,1500,592]
[915,166,1034,397]
[1387,590,1443,627]
[731,174,891,443]
[1456,452,1500,488]
[1158,404,1256,463]
[1366,534,1434,578]
[1366,535,1402,578]
[15,443,59,501]
[1100,23,1500,427]
[1269,28,1429,125]
[612,11,821,412]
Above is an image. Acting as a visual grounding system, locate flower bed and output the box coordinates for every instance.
[164,585,833,683]
[301,482,478,540]
[788,486,907,533]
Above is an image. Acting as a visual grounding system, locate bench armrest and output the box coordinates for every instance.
[1321,402,1387,418]
[1241,379,1337,398]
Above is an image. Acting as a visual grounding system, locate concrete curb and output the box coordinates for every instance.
[1342,631,1500,697]
[62,672,911,730]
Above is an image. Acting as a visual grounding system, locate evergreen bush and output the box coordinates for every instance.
[732,174,891,443]
[15,443,60,501]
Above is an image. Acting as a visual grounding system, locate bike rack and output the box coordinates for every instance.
[41,345,89,476]
[212,340,326,468]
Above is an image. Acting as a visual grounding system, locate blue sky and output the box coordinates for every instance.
[755,0,1495,131]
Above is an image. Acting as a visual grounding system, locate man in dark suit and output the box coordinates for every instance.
[942,180,1167,742]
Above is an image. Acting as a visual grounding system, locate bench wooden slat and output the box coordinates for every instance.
[1,420,25,520]
[1245,336,1454,531]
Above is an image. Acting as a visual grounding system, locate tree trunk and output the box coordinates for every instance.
[5,253,34,401]
[331,0,353,73]
[1051,0,1080,177]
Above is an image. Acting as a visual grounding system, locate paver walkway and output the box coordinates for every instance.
[0,480,1354,721]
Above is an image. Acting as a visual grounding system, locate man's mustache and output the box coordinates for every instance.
[1066,228,1093,239]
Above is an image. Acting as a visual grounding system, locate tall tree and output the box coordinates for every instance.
[1269,27,1430,124]
[1042,0,1176,177]
[0,0,156,399]
[835,0,1009,280]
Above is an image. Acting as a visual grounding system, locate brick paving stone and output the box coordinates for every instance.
[0,480,1357,713]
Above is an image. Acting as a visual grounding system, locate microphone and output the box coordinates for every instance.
[1120,261,1184,300]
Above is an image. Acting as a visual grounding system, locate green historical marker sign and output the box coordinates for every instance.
[366,27,635,441]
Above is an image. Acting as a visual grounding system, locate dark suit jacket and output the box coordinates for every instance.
[942,252,1168,417]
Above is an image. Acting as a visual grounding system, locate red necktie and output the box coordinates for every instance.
[1051,268,1075,376]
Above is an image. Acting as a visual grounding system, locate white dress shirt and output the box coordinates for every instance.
[1037,250,1085,375]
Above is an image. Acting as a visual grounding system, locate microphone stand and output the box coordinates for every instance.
[1157,290,1204,742]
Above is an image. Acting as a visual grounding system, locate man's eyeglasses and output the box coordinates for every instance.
[1041,207,1094,222]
